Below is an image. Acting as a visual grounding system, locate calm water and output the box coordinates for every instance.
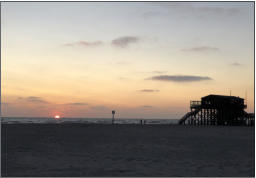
[1,117,179,124]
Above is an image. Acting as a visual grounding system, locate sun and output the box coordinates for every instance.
[54,115,60,119]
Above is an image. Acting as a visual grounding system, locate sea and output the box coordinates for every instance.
[1,117,179,124]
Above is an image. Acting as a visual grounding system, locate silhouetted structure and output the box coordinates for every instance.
[112,110,115,124]
[179,94,254,126]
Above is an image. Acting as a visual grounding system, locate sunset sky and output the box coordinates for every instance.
[2,2,254,119]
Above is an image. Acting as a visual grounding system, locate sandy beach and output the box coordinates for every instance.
[1,124,254,177]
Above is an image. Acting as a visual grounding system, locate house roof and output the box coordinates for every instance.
[201,94,244,101]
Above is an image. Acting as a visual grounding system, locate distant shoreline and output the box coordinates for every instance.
[1,117,180,124]
[1,116,179,120]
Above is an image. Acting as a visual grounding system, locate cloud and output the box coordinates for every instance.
[18,96,49,104]
[182,46,219,52]
[138,89,160,92]
[63,41,103,47]
[66,102,88,106]
[141,105,153,108]
[112,36,140,48]
[230,62,242,66]
[147,75,212,82]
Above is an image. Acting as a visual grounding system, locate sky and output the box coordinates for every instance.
[2,2,254,119]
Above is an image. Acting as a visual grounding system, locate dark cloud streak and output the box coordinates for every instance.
[147,75,212,82]
[138,89,160,92]
[112,36,140,48]
[230,62,242,66]
[64,41,103,47]
[18,96,49,104]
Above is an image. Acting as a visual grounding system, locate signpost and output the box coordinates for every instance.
[112,110,115,124]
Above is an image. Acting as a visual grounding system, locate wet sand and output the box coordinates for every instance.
[1,124,254,177]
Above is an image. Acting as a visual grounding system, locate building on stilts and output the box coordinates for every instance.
[179,94,254,126]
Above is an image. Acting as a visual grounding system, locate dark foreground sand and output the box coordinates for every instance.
[1,124,255,177]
